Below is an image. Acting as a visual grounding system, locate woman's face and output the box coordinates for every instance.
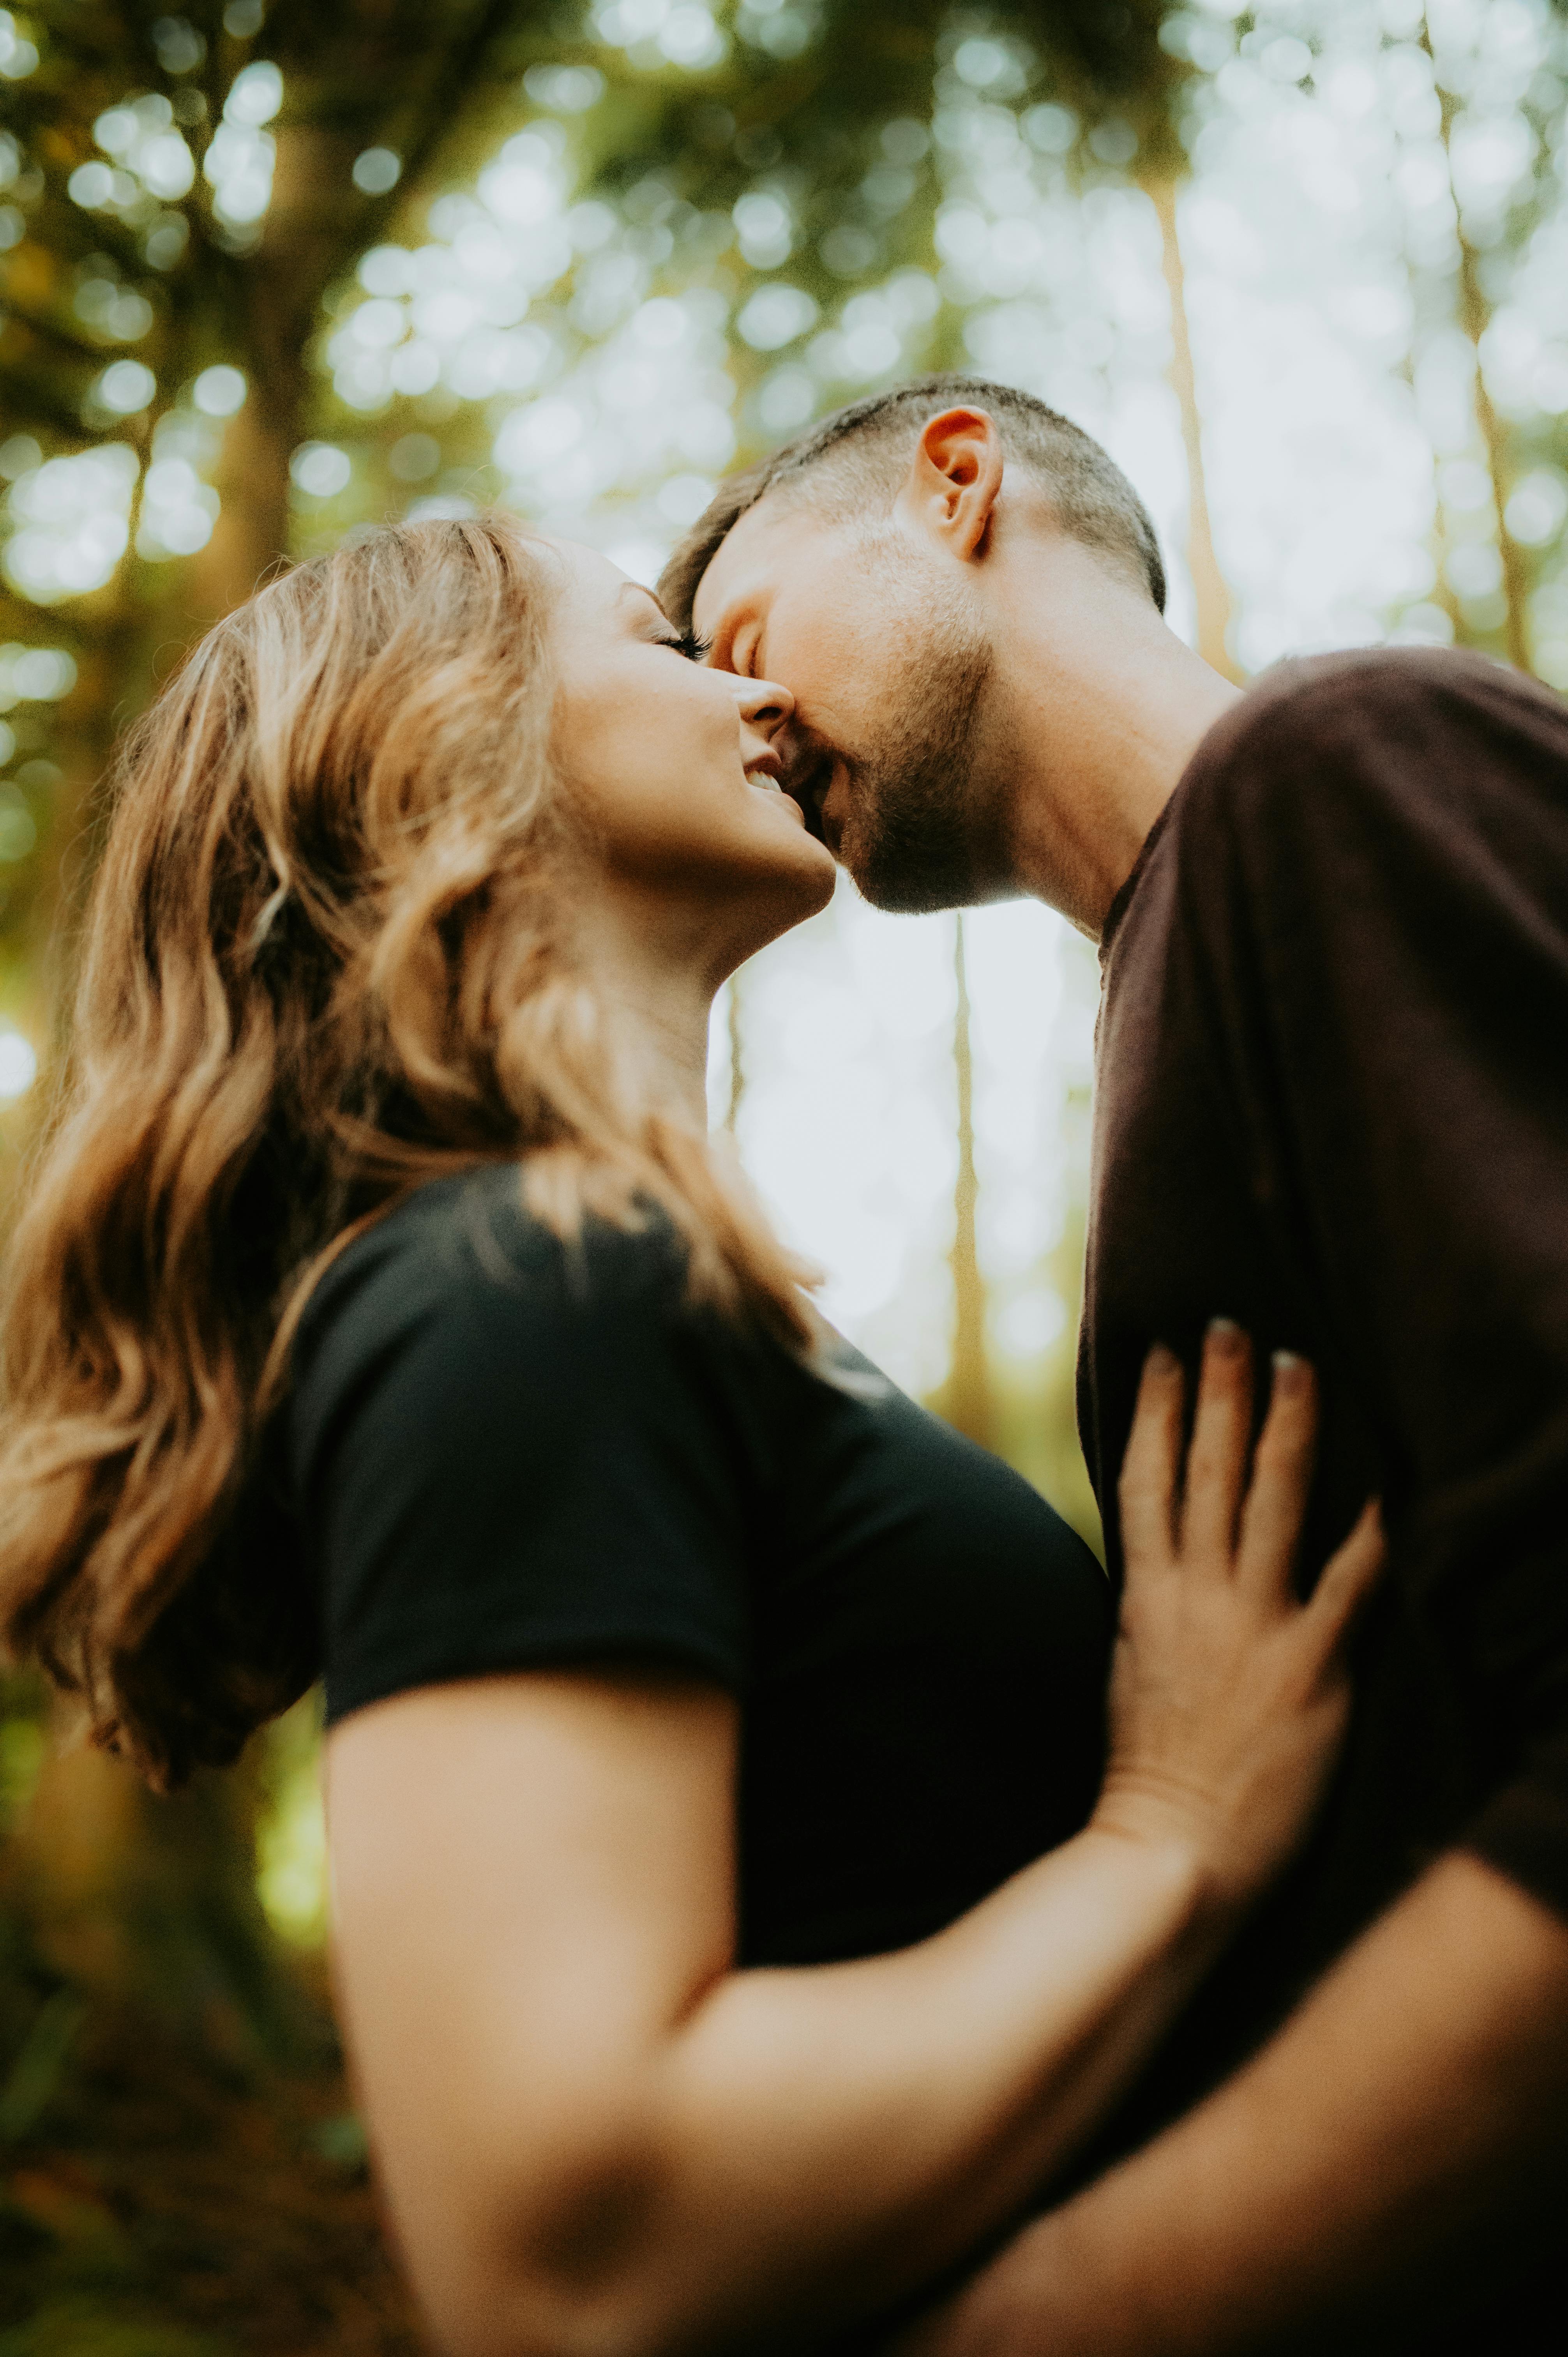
[544,535,837,958]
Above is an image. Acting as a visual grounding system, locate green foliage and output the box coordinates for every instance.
[253,1695,326,1951]
[0,2003,418,2350]
[0,1990,87,2145]
[0,1685,46,1838]
[0,2310,230,2357]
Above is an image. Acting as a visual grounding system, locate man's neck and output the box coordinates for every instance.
[981,539,1242,938]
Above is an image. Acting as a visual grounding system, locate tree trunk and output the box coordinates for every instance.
[941,914,994,1449]
[1146,173,1240,682]
[724,973,745,1133]
[190,122,351,620]
[1454,235,1531,673]
[1424,22,1532,674]
[191,390,301,623]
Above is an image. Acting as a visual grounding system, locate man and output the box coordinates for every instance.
[659,375,1568,2353]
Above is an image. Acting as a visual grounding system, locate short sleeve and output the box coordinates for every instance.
[1180,649,1568,1918]
[288,1176,758,1725]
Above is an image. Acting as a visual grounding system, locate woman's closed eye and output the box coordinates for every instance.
[653,627,714,664]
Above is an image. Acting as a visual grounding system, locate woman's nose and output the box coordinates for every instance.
[735,673,795,736]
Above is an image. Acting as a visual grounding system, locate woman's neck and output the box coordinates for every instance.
[572,887,717,1130]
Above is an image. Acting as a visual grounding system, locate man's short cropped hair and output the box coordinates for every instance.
[658,372,1166,629]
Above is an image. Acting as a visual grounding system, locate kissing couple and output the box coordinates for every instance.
[3,374,1566,2355]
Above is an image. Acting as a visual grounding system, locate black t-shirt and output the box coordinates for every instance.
[1081,647,1568,2341]
[286,1164,1111,1968]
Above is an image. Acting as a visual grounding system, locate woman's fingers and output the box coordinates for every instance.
[1303,1499,1386,1653]
[1234,1352,1319,1603]
[1178,1320,1254,1573]
[1120,1332,1368,1658]
[1118,1343,1185,1566]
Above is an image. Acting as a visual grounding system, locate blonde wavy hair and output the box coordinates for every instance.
[0,515,814,1789]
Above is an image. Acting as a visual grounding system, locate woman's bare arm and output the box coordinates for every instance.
[326,1330,1383,2357]
[890,1852,1568,2357]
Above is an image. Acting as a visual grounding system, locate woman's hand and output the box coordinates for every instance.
[1096,1322,1384,1917]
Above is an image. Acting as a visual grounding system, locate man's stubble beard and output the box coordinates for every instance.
[838,568,1002,915]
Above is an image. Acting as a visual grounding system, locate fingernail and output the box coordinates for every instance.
[1272,1348,1310,1389]
[1146,1342,1179,1376]
[1206,1316,1243,1354]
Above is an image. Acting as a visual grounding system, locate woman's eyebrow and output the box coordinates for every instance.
[618,582,670,622]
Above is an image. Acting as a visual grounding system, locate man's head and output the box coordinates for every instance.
[660,375,1166,915]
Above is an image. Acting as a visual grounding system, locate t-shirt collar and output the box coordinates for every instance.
[1097,790,1181,969]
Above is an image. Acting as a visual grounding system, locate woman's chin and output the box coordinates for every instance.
[779,828,840,916]
[735,830,839,949]
[735,790,836,888]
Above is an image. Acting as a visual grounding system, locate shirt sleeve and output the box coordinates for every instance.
[289,1194,757,1726]
[1180,648,1568,1919]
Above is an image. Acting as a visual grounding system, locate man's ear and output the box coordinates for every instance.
[894,407,1005,561]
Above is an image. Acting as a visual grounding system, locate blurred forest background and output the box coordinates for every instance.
[2,0,1567,2346]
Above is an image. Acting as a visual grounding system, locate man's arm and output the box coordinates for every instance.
[898,1850,1568,2357]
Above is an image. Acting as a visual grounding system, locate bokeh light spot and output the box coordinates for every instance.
[192,364,247,417]
[290,442,352,498]
[353,147,402,195]
[0,1029,37,1099]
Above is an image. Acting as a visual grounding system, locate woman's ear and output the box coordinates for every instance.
[893,407,1006,562]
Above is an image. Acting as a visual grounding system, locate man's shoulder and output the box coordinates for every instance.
[1174,645,1568,851]
[1200,643,1563,773]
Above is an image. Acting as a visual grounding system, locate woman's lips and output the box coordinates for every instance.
[748,767,807,823]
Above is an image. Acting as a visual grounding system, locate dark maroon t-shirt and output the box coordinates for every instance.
[1080,646,1568,2334]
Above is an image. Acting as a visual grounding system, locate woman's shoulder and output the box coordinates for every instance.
[286,1169,768,1726]
[298,1164,686,1362]
[283,1164,740,1483]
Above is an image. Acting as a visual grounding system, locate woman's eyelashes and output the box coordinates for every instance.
[653,627,714,664]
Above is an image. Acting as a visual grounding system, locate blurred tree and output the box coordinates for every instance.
[1033,4,1240,676]
[722,971,744,1131]
[941,913,993,1447]
[1146,167,1234,677]
[0,3,544,1028]
[1418,2,1565,673]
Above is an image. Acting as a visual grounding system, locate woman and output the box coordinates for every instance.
[0,517,1381,2357]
